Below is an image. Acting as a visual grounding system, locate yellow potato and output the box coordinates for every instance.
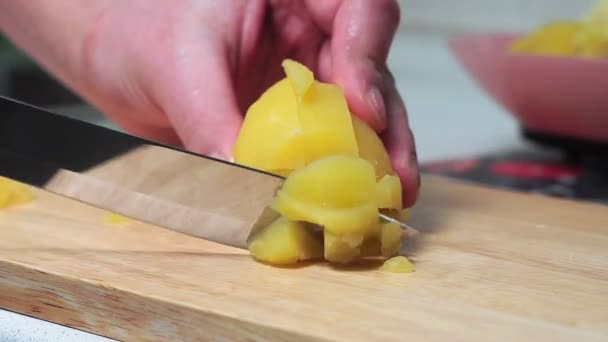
[233,78,303,172]
[248,217,323,265]
[237,59,413,267]
[297,82,359,164]
[233,59,358,175]
[575,25,608,57]
[376,174,403,210]
[0,177,33,208]
[380,222,402,258]
[509,21,582,56]
[352,116,393,178]
[381,256,414,273]
[282,59,314,99]
[105,213,132,225]
[271,155,379,235]
[324,231,364,264]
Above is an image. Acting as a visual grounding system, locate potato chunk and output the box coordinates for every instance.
[282,59,314,99]
[352,116,393,178]
[509,21,582,56]
[381,256,415,273]
[271,155,378,235]
[237,59,414,267]
[233,59,358,175]
[376,174,403,210]
[380,222,402,258]
[0,177,33,208]
[324,232,364,264]
[248,217,322,265]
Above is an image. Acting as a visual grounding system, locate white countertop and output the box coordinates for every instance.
[0,28,542,342]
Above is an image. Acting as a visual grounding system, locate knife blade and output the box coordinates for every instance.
[0,95,408,249]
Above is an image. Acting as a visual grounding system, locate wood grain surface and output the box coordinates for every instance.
[0,175,607,341]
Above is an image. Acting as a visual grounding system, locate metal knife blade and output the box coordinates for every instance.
[0,95,408,249]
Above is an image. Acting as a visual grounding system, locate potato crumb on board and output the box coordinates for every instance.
[381,256,415,273]
[105,213,132,225]
[0,177,34,208]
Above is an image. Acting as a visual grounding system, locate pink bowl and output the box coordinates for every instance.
[448,33,608,143]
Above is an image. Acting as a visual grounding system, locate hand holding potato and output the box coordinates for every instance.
[0,0,419,206]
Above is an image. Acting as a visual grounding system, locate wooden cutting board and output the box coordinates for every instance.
[0,175,607,341]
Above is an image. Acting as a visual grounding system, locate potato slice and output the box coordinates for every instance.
[381,256,414,273]
[324,231,364,264]
[233,59,358,175]
[271,155,378,235]
[297,82,359,164]
[352,116,393,178]
[248,217,322,265]
[376,174,403,210]
[235,59,415,267]
[282,59,314,100]
[233,78,303,171]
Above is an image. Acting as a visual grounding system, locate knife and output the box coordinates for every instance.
[0,95,408,249]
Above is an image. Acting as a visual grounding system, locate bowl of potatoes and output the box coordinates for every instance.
[448,0,608,145]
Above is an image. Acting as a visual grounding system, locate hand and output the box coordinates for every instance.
[0,0,420,206]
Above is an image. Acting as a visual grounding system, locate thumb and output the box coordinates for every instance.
[155,43,243,160]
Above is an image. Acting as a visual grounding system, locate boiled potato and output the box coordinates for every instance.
[271,155,378,235]
[0,177,33,208]
[248,217,323,265]
[351,116,393,178]
[376,174,403,210]
[381,256,414,273]
[380,222,402,258]
[324,231,364,264]
[509,1,608,58]
[233,59,358,175]
[282,59,314,99]
[236,59,413,267]
[509,21,582,56]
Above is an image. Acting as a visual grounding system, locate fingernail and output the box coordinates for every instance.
[367,86,387,130]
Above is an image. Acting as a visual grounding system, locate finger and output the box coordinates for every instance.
[153,41,243,161]
[328,0,401,132]
[380,70,420,207]
[111,114,182,147]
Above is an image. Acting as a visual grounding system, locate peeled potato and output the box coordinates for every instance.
[380,222,402,257]
[0,177,33,208]
[352,116,393,179]
[282,59,314,100]
[381,256,414,273]
[376,174,403,210]
[233,78,303,171]
[271,155,378,235]
[233,59,358,175]
[509,21,582,56]
[248,217,323,265]
[324,231,364,264]
[236,59,413,267]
